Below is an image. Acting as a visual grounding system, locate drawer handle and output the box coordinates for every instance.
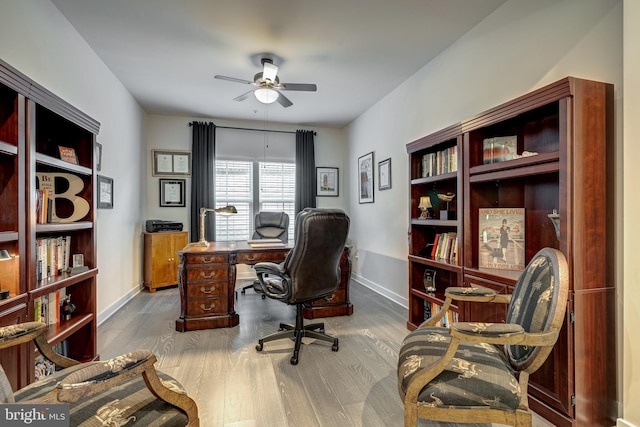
[244,255,256,261]
[200,303,215,311]
[200,285,216,294]
[199,272,215,279]
[201,257,215,264]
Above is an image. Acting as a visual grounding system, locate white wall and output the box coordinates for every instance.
[623,1,639,425]
[0,1,148,323]
[145,114,349,231]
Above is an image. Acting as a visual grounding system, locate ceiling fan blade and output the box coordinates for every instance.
[215,75,254,85]
[263,62,278,82]
[276,92,293,108]
[234,90,255,102]
[278,83,317,92]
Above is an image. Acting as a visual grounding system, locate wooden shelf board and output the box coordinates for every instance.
[45,313,94,346]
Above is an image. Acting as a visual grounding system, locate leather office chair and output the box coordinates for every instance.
[238,211,290,297]
[397,247,569,427]
[0,322,199,426]
[254,208,350,365]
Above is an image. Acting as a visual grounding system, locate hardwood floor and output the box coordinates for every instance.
[97,281,555,427]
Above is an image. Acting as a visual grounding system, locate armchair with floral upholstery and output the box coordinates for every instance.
[397,247,569,427]
[0,321,199,426]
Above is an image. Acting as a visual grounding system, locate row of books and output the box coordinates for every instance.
[36,236,72,281]
[421,146,458,178]
[35,188,53,223]
[423,300,459,328]
[429,232,458,264]
[33,288,66,326]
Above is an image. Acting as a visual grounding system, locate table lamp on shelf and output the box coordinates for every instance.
[186,205,238,248]
[418,196,432,219]
[0,249,12,300]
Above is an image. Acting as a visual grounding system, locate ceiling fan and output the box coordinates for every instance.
[215,57,317,108]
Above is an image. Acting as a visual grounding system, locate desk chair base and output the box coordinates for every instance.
[255,304,339,365]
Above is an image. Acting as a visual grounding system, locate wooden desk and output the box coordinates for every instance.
[175,242,353,332]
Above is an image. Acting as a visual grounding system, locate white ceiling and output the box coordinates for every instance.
[51,0,506,128]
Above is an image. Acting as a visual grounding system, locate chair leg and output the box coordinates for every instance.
[255,303,339,364]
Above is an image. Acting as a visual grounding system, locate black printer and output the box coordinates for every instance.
[145,219,183,233]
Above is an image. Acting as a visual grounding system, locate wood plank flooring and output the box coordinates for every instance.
[97,281,555,427]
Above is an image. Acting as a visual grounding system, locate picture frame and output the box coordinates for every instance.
[159,178,186,207]
[152,149,192,176]
[97,175,114,209]
[95,142,103,171]
[378,158,391,190]
[358,151,374,204]
[58,146,78,165]
[316,167,339,197]
[478,207,525,272]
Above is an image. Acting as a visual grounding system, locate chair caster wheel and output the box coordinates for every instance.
[256,341,263,352]
[332,339,339,352]
[261,294,266,299]
[290,355,298,365]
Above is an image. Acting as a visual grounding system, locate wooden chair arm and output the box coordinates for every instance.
[0,322,48,350]
[34,334,79,369]
[445,286,511,304]
[450,322,559,347]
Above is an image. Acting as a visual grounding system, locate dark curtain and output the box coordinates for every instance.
[190,122,216,242]
[295,130,316,215]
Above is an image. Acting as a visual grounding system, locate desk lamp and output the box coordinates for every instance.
[0,249,11,300]
[186,205,238,248]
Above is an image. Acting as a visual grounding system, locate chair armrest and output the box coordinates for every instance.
[254,261,285,276]
[445,286,511,304]
[54,349,154,402]
[0,322,48,349]
[450,322,559,347]
[254,262,291,300]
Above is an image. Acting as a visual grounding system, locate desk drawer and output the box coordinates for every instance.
[186,297,227,317]
[185,267,227,282]
[186,254,228,264]
[236,251,287,264]
[186,283,226,298]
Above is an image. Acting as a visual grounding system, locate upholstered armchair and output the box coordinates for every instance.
[397,247,569,427]
[253,208,350,365]
[0,321,199,426]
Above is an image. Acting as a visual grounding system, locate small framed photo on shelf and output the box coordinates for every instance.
[152,149,192,176]
[378,158,391,190]
[97,175,114,209]
[316,167,339,197]
[358,151,374,204]
[159,178,186,207]
[58,146,78,165]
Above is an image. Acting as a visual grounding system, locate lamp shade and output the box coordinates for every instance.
[254,88,279,104]
[214,205,238,215]
[418,196,432,209]
[0,250,11,261]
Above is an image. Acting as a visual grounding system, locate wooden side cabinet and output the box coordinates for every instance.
[143,231,188,292]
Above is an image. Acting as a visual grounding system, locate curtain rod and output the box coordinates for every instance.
[189,122,315,136]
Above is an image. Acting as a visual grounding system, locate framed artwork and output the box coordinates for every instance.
[378,158,391,190]
[159,178,186,207]
[358,151,374,204]
[97,175,114,209]
[95,142,103,171]
[152,149,192,176]
[478,207,525,272]
[58,146,78,165]
[316,167,339,197]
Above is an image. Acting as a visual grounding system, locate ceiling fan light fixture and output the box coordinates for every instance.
[255,88,279,104]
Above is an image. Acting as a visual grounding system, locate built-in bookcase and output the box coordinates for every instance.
[407,77,615,427]
[0,58,100,389]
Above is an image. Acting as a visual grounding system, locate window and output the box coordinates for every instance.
[215,160,295,241]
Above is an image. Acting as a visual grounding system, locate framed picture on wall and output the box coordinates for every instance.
[152,149,192,176]
[97,175,113,209]
[159,178,186,207]
[358,151,374,204]
[316,167,339,197]
[378,158,391,190]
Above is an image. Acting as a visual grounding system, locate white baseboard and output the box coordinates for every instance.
[351,273,408,308]
[618,419,637,427]
[97,283,143,326]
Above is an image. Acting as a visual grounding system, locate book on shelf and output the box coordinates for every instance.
[478,207,525,271]
[429,232,457,263]
[36,236,72,282]
[421,146,457,178]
